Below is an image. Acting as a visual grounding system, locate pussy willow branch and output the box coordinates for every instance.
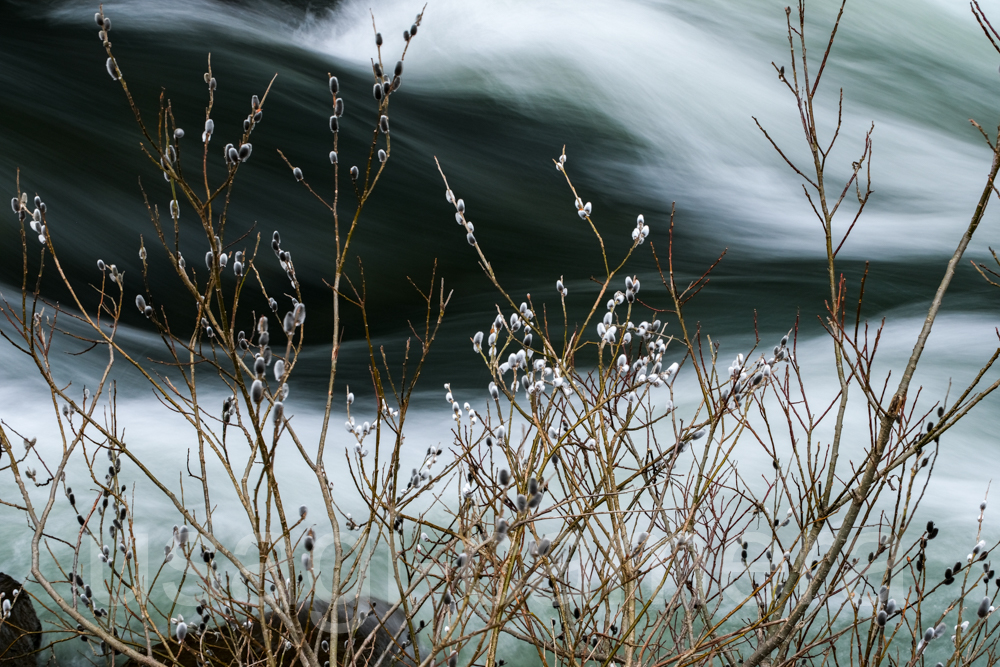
[744,123,1000,666]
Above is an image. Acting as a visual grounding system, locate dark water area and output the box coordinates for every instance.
[5,0,1000,396]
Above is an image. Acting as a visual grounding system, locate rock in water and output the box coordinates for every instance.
[0,573,42,666]
[121,596,415,666]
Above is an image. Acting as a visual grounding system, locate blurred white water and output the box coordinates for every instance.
[39,0,1000,257]
[293,0,1000,257]
[2,298,998,664]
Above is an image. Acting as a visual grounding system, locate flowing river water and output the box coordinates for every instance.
[2,0,1000,663]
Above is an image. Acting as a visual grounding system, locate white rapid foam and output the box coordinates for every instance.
[293,0,1000,258]
[40,0,1000,258]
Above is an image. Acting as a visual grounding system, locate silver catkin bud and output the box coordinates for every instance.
[250,380,264,403]
[329,76,339,94]
[329,151,338,164]
[293,167,303,182]
[516,494,528,513]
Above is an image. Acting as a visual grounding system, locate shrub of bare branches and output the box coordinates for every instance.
[5,2,1000,667]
